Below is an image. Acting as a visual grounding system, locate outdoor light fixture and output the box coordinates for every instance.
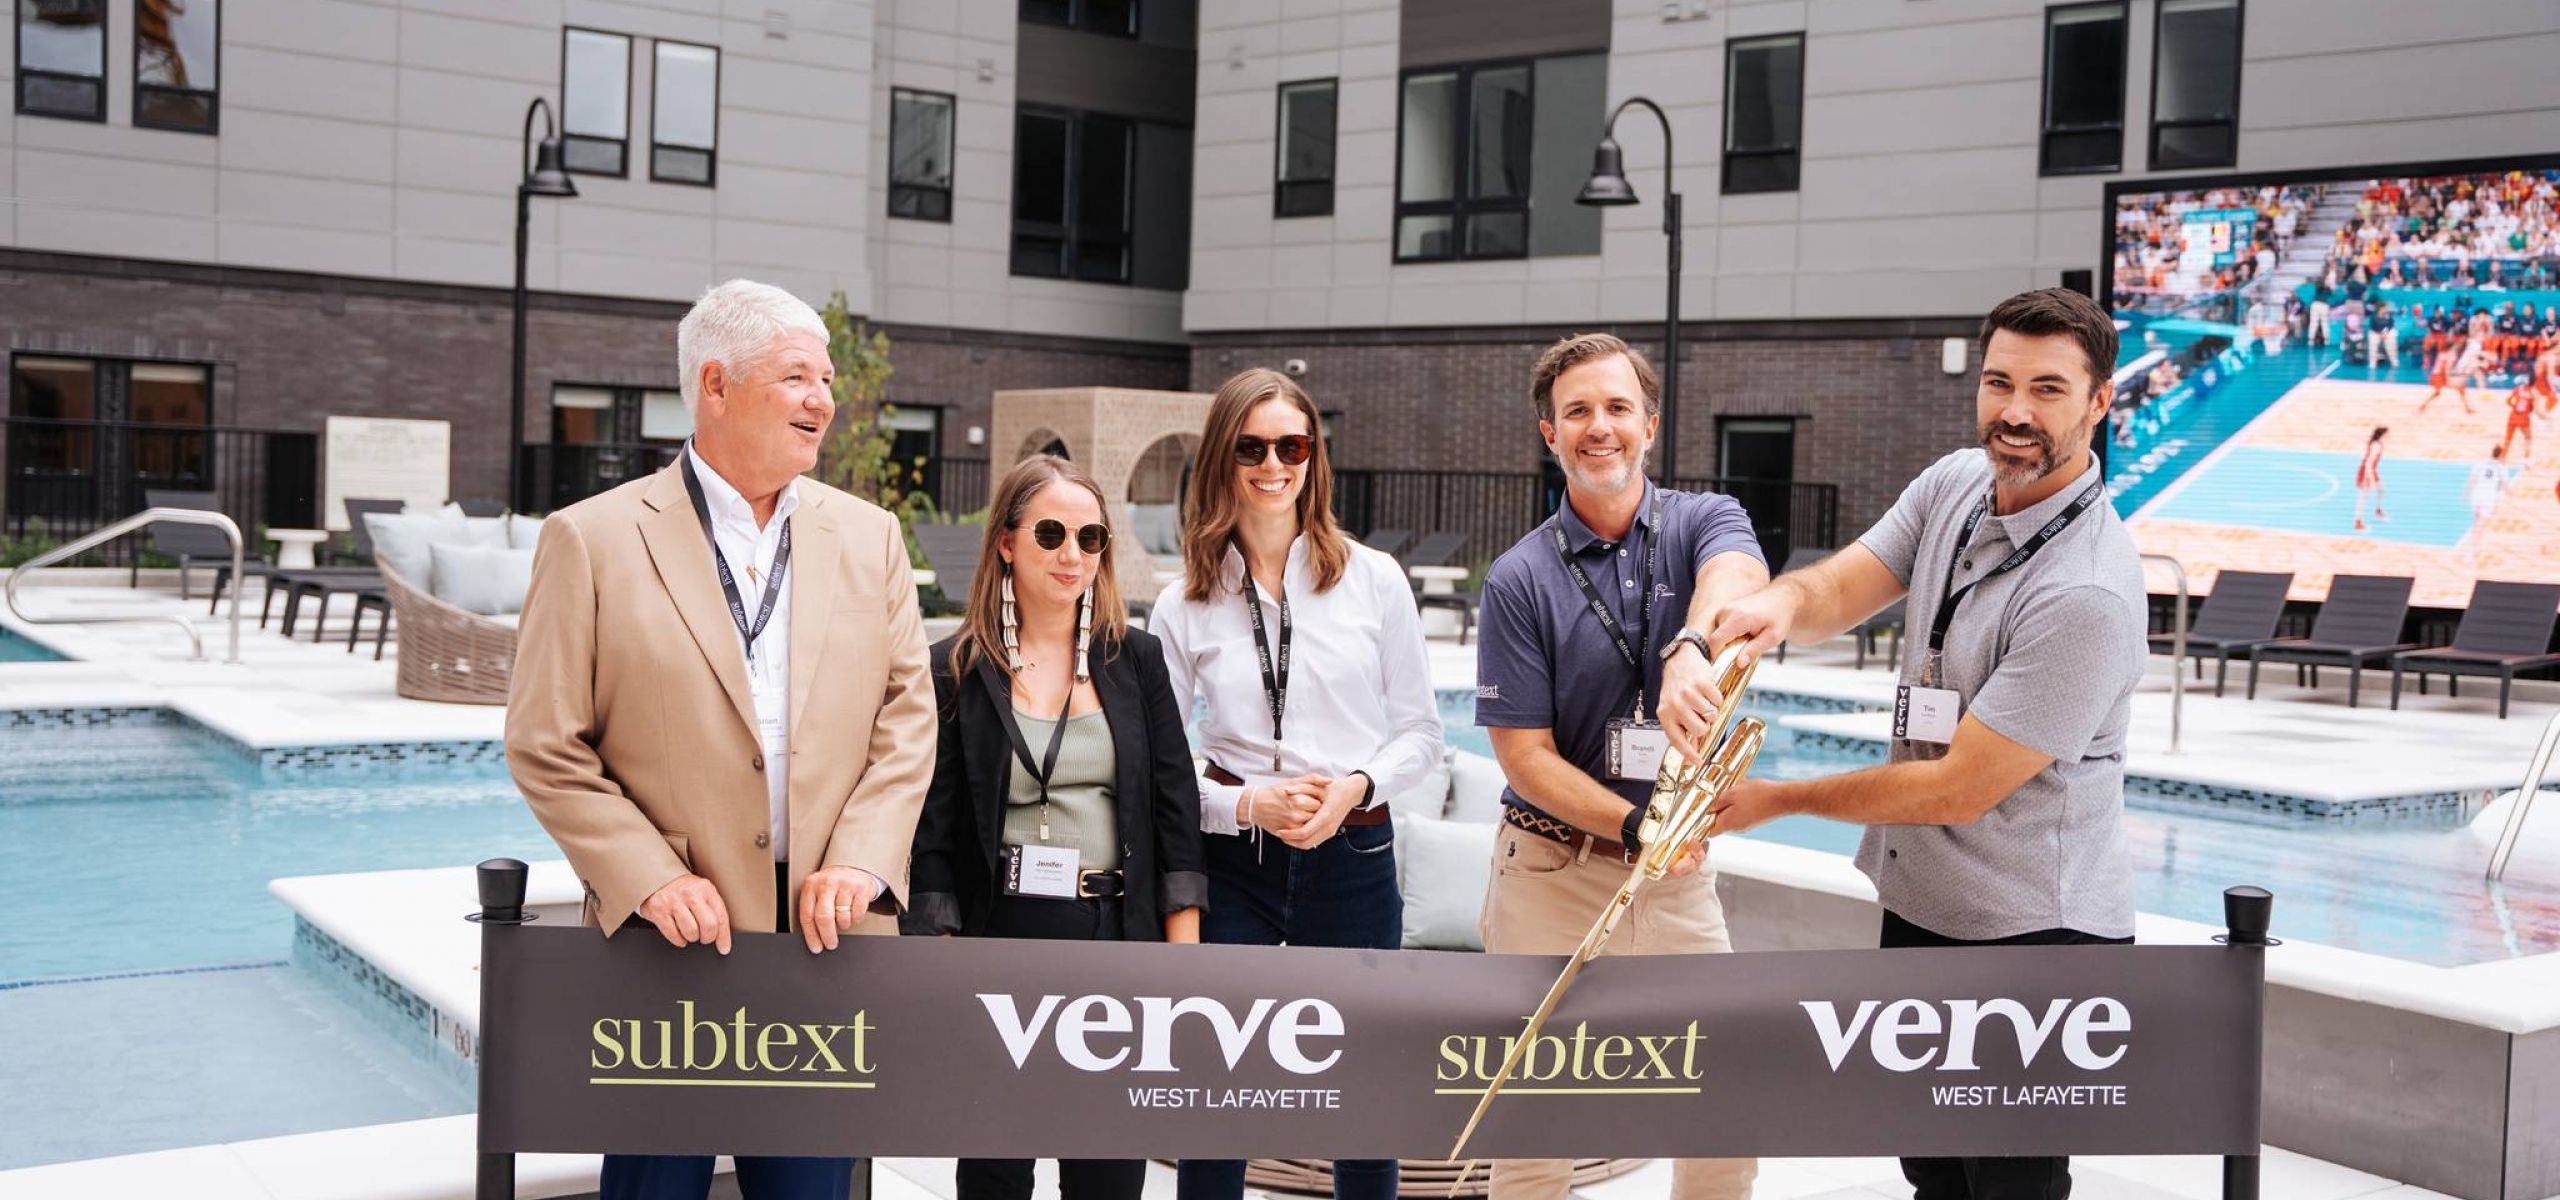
[1579,98,1685,481]
[509,98,579,512]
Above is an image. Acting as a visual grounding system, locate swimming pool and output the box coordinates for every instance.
[0,629,65,663]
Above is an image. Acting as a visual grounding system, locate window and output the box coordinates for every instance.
[550,386,616,445]
[639,390,691,443]
[10,355,212,487]
[561,29,631,176]
[1011,107,1134,284]
[133,0,218,133]
[2040,3,2125,175]
[890,88,956,222]
[652,39,720,186]
[1395,62,1530,261]
[2150,0,2242,170]
[1020,0,1137,38]
[1723,33,1803,194]
[17,0,107,121]
[1275,79,1337,218]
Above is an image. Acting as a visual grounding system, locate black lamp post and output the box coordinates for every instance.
[1578,97,1684,484]
[509,98,578,512]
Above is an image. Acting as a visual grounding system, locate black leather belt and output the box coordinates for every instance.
[1076,869,1126,899]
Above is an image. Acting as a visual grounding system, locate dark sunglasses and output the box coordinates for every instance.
[1234,434,1314,467]
[1028,519,1112,554]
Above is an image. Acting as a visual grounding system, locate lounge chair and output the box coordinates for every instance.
[137,489,269,605]
[378,562,516,704]
[1853,598,1907,671]
[1772,548,1826,664]
[1361,528,1413,562]
[1404,531,1476,644]
[2148,570,2293,697]
[913,522,984,617]
[273,567,386,642]
[2244,575,2415,707]
[329,498,407,566]
[2390,581,2560,719]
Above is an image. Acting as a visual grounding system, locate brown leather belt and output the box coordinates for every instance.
[1204,763,1391,827]
[1503,804,1638,865]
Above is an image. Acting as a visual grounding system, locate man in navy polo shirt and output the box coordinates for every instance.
[1472,332,1769,1200]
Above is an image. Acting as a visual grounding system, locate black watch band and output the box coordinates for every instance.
[1660,628,1712,663]
[1619,804,1646,853]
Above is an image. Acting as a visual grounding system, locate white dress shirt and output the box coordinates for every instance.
[1151,536,1446,836]
[686,443,800,862]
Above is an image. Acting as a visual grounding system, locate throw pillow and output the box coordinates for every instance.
[1391,809,1496,952]
[365,510,460,584]
[428,543,538,616]
[506,513,548,550]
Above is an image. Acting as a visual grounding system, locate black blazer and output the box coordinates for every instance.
[905,626,1208,941]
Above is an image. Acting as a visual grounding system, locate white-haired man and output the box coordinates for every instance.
[507,279,935,1200]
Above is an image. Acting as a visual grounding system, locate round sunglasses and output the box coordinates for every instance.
[1234,434,1314,467]
[1024,518,1112,554]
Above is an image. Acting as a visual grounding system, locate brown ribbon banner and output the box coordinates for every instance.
[477,925,2262,1160]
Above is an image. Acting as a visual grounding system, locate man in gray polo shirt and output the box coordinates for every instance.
[1707,287,2146,1200]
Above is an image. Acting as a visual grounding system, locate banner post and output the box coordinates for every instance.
[2219,885,2274,1200]
[472,857,530,1200]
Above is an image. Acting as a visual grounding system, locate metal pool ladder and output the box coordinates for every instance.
[2485,710,2560,883]
[4,507,244,664]
[2141,553,2187,755]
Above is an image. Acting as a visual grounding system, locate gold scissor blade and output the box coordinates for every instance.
[1446,875,1641,1165]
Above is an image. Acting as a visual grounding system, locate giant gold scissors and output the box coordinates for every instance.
[1447,641,1767,1177]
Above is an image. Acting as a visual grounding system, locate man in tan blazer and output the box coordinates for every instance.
[505,279,932,1200]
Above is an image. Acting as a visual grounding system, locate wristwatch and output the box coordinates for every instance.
[1659,626,1713,664]
[1618,803,1646,853]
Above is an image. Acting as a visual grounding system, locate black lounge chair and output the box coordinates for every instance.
[1361,528,1413,562]
[2245,575,2415,707]
[1402,531,1477,644]
[136,489,270,606]
[913,522,984,617]
[2391,581,2560,719]
[1772,548,1827,664]
[2148,570,2293,697]
[264,567,385,641]
[1853,598,1907,671]
[329,498,407,566]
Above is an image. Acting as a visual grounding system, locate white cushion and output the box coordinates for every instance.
[506,513,547,550]
[367,508,504,583]
[428,543,536,616]
[1391,809,1496,951]
[1445,750,1508,824]
[1394,743,1453,817]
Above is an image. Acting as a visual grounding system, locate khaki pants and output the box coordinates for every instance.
[1477,823,1757,1200]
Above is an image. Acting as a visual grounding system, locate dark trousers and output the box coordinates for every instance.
[1177,825,1402,1200]
[601,864,857,1200]
[1881,910,2133,1200]
[963,893,1143,1200]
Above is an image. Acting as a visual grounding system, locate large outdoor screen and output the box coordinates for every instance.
[2103,156,2560,608]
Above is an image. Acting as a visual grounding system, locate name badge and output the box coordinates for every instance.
[1004,844,1081,899]
[1605,718,1669,781]
[1894,685,1962,745]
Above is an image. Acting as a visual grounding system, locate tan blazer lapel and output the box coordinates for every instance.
[636,463,760,742]
[785,487,840,740]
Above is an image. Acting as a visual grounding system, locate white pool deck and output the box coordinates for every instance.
[5,574,2560,1198]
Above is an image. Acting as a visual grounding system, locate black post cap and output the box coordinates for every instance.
[2222,885,2273,945]
[476,857,530,924]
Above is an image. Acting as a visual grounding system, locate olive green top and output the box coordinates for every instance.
[1001,707,1121,871]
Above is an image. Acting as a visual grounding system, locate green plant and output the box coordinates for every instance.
[1,520,59,569]
[813,292,938,531]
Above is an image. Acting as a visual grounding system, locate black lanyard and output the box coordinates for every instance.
[1238,550,1291,771]
[682,451,792,662]
[1927,478,2105,656]
[991,681,1076,837]
[1551,498,1661,716]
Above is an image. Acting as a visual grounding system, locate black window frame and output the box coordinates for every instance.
[649,37,722,188]
[889,86,957,223]
[560,26,633,178]
[2038,1,2126,176]
[1721,32,1804,196]
[1392,58,1540,265]
[17,0,109,123]
[1009,105,1136,286]
[10,352,218,424]
[131,0,219,134]
[2148,0,2244,172]
[1274,77,1338,219]
[1019,0,1139,39]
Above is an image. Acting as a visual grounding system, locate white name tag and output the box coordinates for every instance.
[1005,844,1081,899]
[1606,720,1669,781]
[1895,685,1962,745]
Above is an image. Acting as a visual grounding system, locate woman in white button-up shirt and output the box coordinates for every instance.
[1151,368,1443,1200]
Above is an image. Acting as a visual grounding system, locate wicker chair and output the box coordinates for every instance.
[1237,1156,1646,1197]
[378,558,519,704]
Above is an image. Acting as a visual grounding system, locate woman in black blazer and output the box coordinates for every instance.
[906,454,1205,1200]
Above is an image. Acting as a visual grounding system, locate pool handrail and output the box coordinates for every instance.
[2485,709,2560,883]
[4,507,243,663]
[2142,553,2188,754]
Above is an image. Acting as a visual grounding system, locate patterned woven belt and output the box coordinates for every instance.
[1502,804,1638,865]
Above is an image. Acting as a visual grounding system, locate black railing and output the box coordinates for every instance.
[518,442,682,514]
[1,418,319,563]
[928,456,990,517]
[1333,468,1840,569]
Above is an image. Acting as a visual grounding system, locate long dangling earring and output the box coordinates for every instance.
[1001,566,1028,675]
[1072,592,1093,681]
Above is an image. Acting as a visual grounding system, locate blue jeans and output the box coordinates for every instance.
[598,1154,854,1200]
[1176,823,1402,1200]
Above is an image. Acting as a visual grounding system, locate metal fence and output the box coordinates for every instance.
[517,443,682,514]
[1,418,319,563]
[1333,468,1840,569]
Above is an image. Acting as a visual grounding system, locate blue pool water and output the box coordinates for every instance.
[2142,445,2479,547]
[0,629,65,662]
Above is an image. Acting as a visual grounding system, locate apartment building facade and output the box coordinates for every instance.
[4,0,2554,534]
